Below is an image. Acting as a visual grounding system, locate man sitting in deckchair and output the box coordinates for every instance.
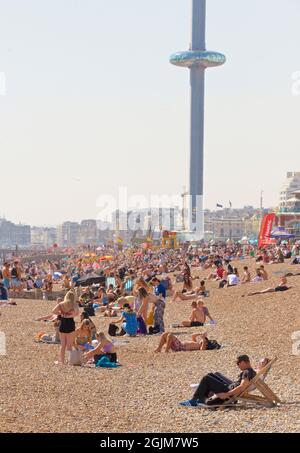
[180,354,257,407]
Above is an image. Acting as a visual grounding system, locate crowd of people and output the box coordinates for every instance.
[1,240,299,406]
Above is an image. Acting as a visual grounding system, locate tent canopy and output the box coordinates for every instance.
[270,226,295,239]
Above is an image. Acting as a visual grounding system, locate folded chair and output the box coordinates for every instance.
[217,357,282,410]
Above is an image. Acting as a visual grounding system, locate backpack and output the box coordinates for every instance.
[206,339,221,350]
[108,323,119,337]
[84,303,95,317]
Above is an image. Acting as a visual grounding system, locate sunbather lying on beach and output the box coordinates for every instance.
[244,277,291,296]
[37,316,61,344]
[154,332,219,353]
[0,299,17,306]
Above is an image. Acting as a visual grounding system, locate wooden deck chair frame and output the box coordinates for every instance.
[217,357,282,410]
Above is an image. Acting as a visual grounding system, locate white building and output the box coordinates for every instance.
[80,219,98,245]
[279,172,300,211]
[31,227,57,248]
[57,222,80,247]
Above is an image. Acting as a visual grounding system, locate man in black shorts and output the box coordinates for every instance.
[180,300,214,327]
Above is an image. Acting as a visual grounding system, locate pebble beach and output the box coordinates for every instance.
[1,259,300,433]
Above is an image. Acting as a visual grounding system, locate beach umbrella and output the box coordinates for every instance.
[270,227,295,239]
[53,271,62,278]
[99,255,113,261]
[76,272,106,287]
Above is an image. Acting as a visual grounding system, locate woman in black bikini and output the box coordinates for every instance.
[52,290,79,364]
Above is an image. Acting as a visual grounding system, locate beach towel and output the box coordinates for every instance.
[95,356,120,369]
[34,332,60,344]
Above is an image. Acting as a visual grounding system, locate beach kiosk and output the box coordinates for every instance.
[161,231,178,249]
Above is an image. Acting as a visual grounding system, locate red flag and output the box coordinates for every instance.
[258,214,276,248]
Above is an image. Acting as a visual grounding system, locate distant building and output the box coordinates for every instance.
[31,227,57,248]
[243,214,261,238]
[14,223,31,246]
[204,216,244,241]
[0,218,31,247]
[203,207,265,241]
[57,222,80,247]
[279,172,300,212]
[80,219,98,245]
[276,172,300,237]
[110,207,182,245]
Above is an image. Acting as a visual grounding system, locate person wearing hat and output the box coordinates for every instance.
[180,355,256,407]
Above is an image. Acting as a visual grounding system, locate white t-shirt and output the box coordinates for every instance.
[227,274,239,286]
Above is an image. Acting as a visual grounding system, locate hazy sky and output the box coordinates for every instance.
[0,0,299,226]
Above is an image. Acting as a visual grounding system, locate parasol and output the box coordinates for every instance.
[270,227,295,239]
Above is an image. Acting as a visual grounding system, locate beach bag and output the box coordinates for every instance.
[148,325,160,335]
[137,316,147,335]
[108,323,119,337]
[206,339,221,350]
[84,304,95,317]
[68,349,83,366]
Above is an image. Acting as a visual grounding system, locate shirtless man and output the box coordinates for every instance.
[241,266,251,284]
[259,265,268,281]
[181,300,214,327]
[155,332,209,353]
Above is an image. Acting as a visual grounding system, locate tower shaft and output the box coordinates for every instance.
[190,0,206,234]
[190,65,205,227]
[191,0,206,50]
